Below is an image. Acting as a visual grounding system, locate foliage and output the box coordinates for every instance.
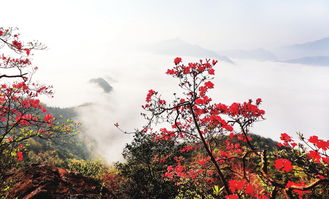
[65,159,108,179]
[99,167,128,198]
[26,105,93,161]
[26,150,64,167]
[130,57,329,198]
[115,131,187,199]
[0,27,78,186]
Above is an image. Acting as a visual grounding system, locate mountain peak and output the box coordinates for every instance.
[149,38,234,64]
[286,36,329,50]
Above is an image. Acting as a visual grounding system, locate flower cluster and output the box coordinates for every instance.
[137,57,329,198]
[274,158,293,172]
[0,27,75,164]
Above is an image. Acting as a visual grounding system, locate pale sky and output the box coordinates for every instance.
[1,0,328,161]
[2,0,329,50]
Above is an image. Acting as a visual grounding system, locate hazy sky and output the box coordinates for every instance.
[2,0,329,50]
[1,0,329,161]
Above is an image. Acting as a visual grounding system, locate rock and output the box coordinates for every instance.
[3,164,115,199]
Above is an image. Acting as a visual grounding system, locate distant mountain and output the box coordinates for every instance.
[273,37,329,60]
[282,56,329,66]
[89,77,113,93]
[149,38,234,64]
[149,37,329,64]
[77,102,94,108]
[286,37,329,52]
[220,48,277,61]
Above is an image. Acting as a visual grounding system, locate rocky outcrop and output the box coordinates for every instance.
[3,164,115,199]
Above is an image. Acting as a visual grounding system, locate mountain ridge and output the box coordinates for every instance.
[149,38,234,64]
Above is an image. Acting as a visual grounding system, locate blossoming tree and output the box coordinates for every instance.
[138,57,329,198]
[0,27,77,176]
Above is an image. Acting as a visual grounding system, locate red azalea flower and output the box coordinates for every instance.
[197,158,208,166]
[245,183,255,195]
[17,151,23,161]
[322,157,329,164]
[307,150,321,163]
[208,68,215,75]
[195,98,205,105]
[229,179,245,193]
[24,48,31,55]
[316,140,329,150]
[226,194,239,199]
[256,98,262,105]
[204,81,214,89]
[12,40,22,50]
[308,136,319,144]
[174,57,182,65]
[146,89,155,102]
[280,133,292,142]
[274,158,293,172]
[286,181,310,196]
[44,114,53,122]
